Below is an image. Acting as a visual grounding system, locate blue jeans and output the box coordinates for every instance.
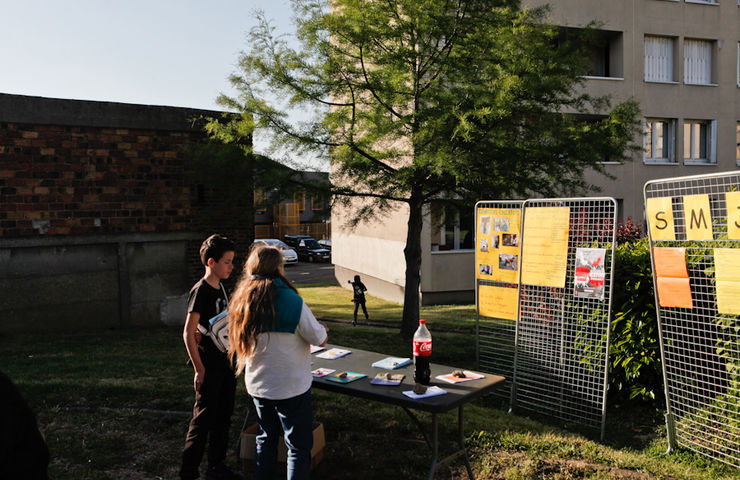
[252,389,313,480]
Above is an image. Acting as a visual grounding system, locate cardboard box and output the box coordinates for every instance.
[239,422,325,471]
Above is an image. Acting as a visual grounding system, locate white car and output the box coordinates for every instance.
[253,239,298,265]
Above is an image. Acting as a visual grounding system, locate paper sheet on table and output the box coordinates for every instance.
[520,207,570,288]
[402,386,447,399]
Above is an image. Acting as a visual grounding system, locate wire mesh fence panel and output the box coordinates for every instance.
[475,200,524,401]
[511,198,616,439]
[645,172,740,468]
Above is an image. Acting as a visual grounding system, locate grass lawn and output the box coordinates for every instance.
[1,286,738,479]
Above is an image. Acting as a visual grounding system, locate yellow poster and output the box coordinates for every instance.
[646,197,675,241]
[478,285,519,320]
[476,208,521,282]
[713,248,740,315]
[683,194,712,241]
[726,192,740,240]
[520,207,570,288]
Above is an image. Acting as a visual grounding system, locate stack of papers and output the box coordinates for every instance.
[310,345,325,354]
[311,368,335,377]
[316,348,351,359]
[371,357,411,370]
[402,386,447,399]
[325,371,366,384]
[370,373,405,386]
[435,370,485,384]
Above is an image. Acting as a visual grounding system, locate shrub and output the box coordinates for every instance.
[609,237,664,404]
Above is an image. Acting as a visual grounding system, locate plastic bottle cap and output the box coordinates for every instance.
[419,319,426,324]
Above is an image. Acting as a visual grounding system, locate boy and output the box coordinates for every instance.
[180,234,243,480]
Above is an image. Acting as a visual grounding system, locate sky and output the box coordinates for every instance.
[0,0,325,168]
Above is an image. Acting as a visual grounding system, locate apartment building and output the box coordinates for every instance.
[332,0,740,305]
[526,0,740,221]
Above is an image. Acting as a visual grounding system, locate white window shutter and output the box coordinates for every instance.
[645,36,673,82]
[685,39,712,85]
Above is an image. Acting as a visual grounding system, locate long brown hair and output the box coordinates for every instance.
[228,244,297,374]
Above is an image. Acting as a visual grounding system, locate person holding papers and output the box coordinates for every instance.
[228,244,328,480]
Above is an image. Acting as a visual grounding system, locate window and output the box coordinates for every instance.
[254,189,267,214]
[644,118,676,163]
[645,36,675,82]
[294,191,306,212]
[585,30,624,78]
[311,194,323,211]
[431,203,473,251]
[683,120,716,164]
[684,39,713,85]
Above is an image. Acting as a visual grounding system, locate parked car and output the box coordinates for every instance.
[283,234,331,263]
[252,238,298,265]
[317,238,331,251]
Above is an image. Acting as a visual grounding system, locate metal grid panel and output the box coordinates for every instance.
[511,198,616,438]
[475,200,524,401]
[645,172,740,468]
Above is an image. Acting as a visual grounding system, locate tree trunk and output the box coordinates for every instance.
[401,195,424,340]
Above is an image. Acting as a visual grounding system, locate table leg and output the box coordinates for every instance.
[458,406,474,480]
[401,407,475,480]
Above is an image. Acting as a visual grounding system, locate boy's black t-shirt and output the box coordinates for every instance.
[188,278,229,359]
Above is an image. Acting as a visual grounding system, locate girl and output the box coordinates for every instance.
[228,245,328,479]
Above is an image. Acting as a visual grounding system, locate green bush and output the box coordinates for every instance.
[609,237,664,404]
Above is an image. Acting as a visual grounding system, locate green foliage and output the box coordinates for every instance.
[224,0,641,336]
[609,237,663,404]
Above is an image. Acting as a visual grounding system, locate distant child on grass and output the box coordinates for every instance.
[348,274,369,326]
[180,234,242,480]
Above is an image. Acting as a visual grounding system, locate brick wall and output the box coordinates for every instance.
[0,123,198,237]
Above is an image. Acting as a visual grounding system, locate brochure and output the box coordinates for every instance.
[370,373,405,386]
[311,368,335,377]
[310,345,325,354]
[371,357,411,370]
[316,348,351,360]
[325,371,367,384]
[435,370,485,384]
[402,386,447,399]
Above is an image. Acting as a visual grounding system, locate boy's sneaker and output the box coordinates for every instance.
[205,463,244,480]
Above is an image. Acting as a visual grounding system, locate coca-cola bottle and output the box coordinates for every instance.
[413,319,432,385]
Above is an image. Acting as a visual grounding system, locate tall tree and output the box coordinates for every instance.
[217,0,640,338]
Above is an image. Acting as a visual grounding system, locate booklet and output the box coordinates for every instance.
[310,345,325,354]
[311,368,336,377]
[435,370,485,384]
[402,386,447,399]
[325,371,367,384]
[370,372,405,386]
[316,348,351,360]
[371,356,411,370]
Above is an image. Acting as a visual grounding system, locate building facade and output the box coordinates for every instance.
[332,0,740,305]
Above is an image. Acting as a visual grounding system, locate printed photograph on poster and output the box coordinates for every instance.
[502,233,519,247]
[491,235,500,249]
[494,218,509,232]
[479,264,493,275]
[480,215,491,235]
[499,254,518,271]
[480,238,489,252]
[573,248,606,300]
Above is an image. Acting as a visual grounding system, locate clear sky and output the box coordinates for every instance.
[0,0,323,168]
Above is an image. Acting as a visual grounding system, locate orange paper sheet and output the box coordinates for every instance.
[652,247,692,309]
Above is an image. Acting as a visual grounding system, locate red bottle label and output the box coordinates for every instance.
[413,340,431,357]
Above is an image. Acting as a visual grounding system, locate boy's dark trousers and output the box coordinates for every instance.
[180,347,236,480]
